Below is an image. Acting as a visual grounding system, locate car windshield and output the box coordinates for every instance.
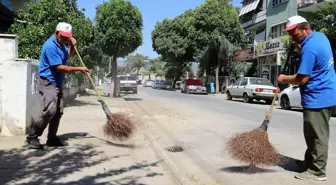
[119,76,136,81]
[249,78,273,86]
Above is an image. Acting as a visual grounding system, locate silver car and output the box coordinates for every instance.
[152,80,166,89]
[225,77,279,104]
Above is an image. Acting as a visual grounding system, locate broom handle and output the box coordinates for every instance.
[73,45,102,101]
[265,43,294,120]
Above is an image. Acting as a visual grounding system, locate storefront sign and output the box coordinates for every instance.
[232,47,254,62]
[257,35,289,56]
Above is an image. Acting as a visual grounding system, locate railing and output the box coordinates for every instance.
[242,9,266,28]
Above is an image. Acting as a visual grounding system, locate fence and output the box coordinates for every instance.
[0,34,90,136]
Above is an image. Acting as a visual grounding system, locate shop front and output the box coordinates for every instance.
[257,36,289,86]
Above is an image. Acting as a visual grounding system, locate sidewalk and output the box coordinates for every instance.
[0,93,177,185]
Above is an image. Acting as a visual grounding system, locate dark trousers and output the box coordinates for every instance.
[303,106,335,176]
[27,77,64,140]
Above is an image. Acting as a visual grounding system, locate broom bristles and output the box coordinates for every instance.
[226,128,281,166]
[103,112,136,141]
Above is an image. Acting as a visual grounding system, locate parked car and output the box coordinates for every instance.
[143,80,154,87]
[278,84,336,116]
[225,77,279,104]
[180,78,207,94]
[152,80,166,89]
[118,75,138,94]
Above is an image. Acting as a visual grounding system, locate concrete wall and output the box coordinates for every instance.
[0,34,89,136]
[266,0,298,38]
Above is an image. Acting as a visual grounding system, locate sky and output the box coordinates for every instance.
[77,0,242,59]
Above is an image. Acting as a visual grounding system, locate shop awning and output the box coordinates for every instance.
[239,0,261,16]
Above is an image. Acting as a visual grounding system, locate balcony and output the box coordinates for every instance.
[298,0,329,12]
[242,9,266,29]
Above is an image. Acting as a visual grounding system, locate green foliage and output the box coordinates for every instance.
[8,0,102,69]
[311,1,336,56]
[95,0,143,58]
[125,53,148,74]
[192,0,245,48]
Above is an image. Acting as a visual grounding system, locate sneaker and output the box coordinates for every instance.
[25,138,44,149]
[46,137,68,147]
[295,171,327,181]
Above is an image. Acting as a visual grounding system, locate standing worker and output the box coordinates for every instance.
[25,22,89,149]
[277,15,336,181]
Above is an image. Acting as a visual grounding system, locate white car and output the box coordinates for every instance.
[118,75,138,94]
[225,77,279,104]
[278,85,336,116]
[278,84,301,110]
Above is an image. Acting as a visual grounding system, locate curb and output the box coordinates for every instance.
[121,98,195,185]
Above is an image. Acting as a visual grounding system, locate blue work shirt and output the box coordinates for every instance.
[38,35,69,87]
[297,31,336,109]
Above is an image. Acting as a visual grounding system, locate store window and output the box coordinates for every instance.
[271,22,286,38]
[273,0,288,6]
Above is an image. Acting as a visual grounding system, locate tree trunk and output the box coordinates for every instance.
[109,55,118,98]
[215,65,219,94]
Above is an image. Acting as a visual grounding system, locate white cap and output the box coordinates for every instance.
[56,22,73,38]
[285,15,308,32]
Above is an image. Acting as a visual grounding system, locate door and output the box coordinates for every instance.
[270,65,278,86]
[230,78,242,96]
[238,78,248,97]
[291,85,301,107]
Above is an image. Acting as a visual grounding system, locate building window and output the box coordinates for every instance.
[273,0,288,6]
[271,22,286,38]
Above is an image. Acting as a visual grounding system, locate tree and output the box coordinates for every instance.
[152,9,196,87]
[192,0,246,93]
[8,0,99,68]
[95,0,143,97]
[311,1,336,60]
[125,53,148,75]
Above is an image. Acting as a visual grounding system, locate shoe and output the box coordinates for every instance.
[295,171,327,181]
[46,137,68,147]
[25,137,44,149]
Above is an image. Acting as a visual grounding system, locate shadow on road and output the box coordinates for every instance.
[278,154,301,173]
[276,107,303,113]
[230,99,275,106]
[220,166,277,174]
[0,137,163,185]
[64,99,99,107]
[123,97,143,102]
[58,132,138,149]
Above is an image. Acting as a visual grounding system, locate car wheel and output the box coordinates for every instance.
[243,93,252,103]
[280,95,291,110]
[226,91,232,100]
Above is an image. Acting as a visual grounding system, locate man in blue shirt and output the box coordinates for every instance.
[278,15,336,181]
[26,22,88,149]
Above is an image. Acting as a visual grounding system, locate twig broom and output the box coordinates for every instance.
[226,43,295,169]
[73,46,136,141]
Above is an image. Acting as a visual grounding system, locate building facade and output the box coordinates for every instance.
[0,0,40,33]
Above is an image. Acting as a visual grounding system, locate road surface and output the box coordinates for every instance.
[124,86,336,185]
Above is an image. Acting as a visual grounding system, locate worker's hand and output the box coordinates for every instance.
[277,74,286,84]
[69,37,77,46]
[78,67,89,74]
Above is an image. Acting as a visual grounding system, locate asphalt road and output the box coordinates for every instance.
[127,86,336,184]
